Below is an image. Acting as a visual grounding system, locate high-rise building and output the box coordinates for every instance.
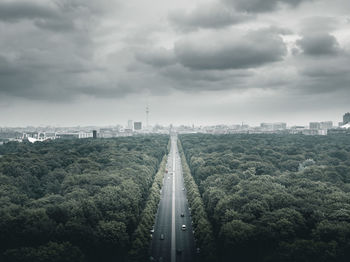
[260,123,274,130]
[310,121,333,130]
[92,130,97,139]
[273,122,287,130]
[343,113,350,125]
[127,120,133,130]
[320,121,333,130]
[310,122,321,129]
[134,122,142,130]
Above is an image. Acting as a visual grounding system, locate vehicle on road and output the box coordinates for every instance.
[150,228,154,233]
[160,234,164,240]
[176,249,182,255]
[180,213,184,217]
[182,187,185,191]
[181,225,186,231]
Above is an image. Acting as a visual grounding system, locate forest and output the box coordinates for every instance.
[0,135,168,262]
[179,133,350,262]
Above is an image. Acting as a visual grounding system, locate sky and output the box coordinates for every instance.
[0,0,349,127]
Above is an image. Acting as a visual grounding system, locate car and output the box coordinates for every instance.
[160,234,164,240]
[180,213,184,217]
[150,228,154,233]
[182,188,185,191]
[181,225,186,231]
[176,249,182,255]
[196,248,200,254]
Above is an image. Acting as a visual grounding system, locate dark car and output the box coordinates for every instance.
[180,213,184,217]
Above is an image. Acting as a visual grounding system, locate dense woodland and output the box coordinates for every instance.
[180,134,350,262]
[0,136,168,261]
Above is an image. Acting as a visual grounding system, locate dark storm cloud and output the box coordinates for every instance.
[0,1,58,22]
[0,0,115,31]
[296,33,341,56]
[297,53,350,93]
[33,17,75,32]
[302,64,350,78]
[0,55,16,75]
[169,4,253,31]
[135,48,177,67]
[223,0,313,13]
[0,0,124,101]
[174,29,287,70]
[77,84,133,99]
[298,73,350,94]
[159,64,252,91]
[0,0,348,112]
[0,1,74,32]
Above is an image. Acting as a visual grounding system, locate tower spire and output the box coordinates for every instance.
[146,105,149,128]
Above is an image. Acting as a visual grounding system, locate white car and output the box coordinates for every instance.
[181,225,186,231]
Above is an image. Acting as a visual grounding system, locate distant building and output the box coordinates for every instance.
[310,122,321,129]
[320,121,333,130]
[302,129,327,136]
[260,122,286,131]
[273,122,287,130]
[289,126,306,134]
[328,128,350,135]
[124,128,133,133]
[57,132,92,139]
[92,130,97,139]
[343,112,350,125]
[127,120,133,130]
[310,121,332,130]
[134,122,142,130]
[260,123,274,130]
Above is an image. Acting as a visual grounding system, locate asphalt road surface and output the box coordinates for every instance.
[150,136,196,262]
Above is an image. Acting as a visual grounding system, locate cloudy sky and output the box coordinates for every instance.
[0,0,349,127]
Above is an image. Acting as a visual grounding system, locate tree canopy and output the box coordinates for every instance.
[179,134,350,262]
[0,135,168,262]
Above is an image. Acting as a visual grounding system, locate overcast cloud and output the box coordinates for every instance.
[0,0,349,126]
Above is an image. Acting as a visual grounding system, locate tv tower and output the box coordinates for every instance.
[146,105,149,128]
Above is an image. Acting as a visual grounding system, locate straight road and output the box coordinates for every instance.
[150,135,195,262]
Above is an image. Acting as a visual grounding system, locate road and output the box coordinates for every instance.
[150,135,196,262]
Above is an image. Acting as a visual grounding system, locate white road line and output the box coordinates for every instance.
[171,139,176,262]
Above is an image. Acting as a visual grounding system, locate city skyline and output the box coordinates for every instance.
[0,0,349,126]
[0,111,347,128]
[0,111,349,129]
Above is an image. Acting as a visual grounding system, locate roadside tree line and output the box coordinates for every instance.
[177,140,216,262]
[128,152,168,261]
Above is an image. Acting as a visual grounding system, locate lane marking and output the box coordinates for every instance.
[171,139,176,262]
